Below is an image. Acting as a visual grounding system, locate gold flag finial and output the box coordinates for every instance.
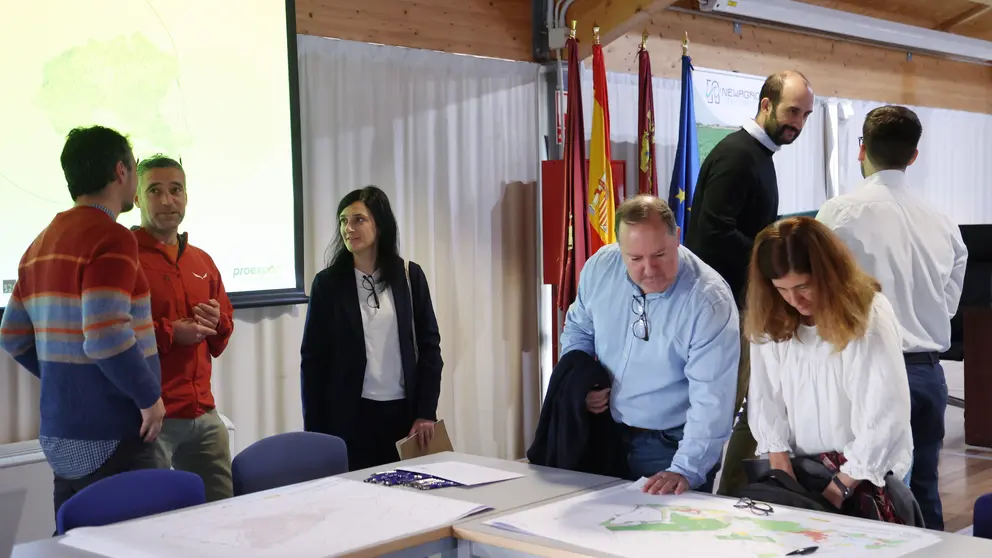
[569,20,577,39]
[682,32,689,56]
[593,25,601,45]
[641,30,649,49]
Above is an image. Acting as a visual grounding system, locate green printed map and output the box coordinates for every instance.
[487,485,941,558]
[601,504,913,556]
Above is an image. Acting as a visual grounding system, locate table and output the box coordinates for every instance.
[12,451,618,558]
[341,452,620,558]
[451,490,992,558]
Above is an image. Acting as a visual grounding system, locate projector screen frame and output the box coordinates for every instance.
[0,0,309,317]
[228,0,309,310]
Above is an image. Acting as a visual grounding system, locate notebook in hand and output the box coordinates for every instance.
[395,419,453,460]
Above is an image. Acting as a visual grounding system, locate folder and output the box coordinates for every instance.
[395,419,453,460]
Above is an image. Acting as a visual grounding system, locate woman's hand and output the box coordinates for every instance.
[768,452,797,481]
[408,419,435,449]
[822,472,860,509]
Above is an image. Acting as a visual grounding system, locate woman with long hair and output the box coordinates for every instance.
[744,217,914,523]
[300,186,443,471]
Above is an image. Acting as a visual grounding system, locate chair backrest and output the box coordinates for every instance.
[231,431,348,496]
[56,469,205,534]
[975,493,992,539]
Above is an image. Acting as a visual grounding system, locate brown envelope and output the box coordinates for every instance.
[395,419,454,460]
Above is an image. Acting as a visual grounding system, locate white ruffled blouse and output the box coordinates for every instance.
[748,293,914,487]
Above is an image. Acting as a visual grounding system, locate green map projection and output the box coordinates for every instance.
[697,125,736,162]
[36,33,191,154]
[602,504,912,556]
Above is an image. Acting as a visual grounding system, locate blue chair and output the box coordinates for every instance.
[56,469,205,534]
[231,431,348,496]
[975,493,992,539]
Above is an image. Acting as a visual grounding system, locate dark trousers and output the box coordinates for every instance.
[52,439,160,531]
[717,321,756,496]
[905,354,947,531]
[346,398,412,471]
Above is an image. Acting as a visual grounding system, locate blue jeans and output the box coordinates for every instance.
[622,424,718,493]
[907,361,947,531]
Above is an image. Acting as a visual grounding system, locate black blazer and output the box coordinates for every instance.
[300,257,443,440]
[526,351,627,478]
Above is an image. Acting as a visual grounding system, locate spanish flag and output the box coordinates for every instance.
[587,29,617,251]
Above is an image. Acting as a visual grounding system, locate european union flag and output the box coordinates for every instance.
[668,54,699,243]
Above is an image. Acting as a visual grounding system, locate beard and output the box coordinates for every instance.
[120,199,134,213]
[765,119,801,145]
[763,109,801,145]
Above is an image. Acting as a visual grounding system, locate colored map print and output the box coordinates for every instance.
[487,487,941,558]
[601,504,916,556]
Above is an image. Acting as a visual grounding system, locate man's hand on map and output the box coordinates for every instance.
[642,471,689,495]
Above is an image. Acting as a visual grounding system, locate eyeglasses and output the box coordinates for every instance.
[361,275,380,309]
[858,136,864,146]
[631,293,649,341]
[734,497,774,516]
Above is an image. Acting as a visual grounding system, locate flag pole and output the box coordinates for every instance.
[641,30,649,50]
[667,30,699,242]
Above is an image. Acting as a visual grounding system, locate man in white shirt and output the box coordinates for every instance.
[817,105,968,531]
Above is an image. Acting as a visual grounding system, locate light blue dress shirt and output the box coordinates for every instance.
[560,244,740,487]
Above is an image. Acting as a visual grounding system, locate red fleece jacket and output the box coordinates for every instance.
[134,227,234,419]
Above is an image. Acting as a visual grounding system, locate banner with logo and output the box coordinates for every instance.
[691,67,766,161]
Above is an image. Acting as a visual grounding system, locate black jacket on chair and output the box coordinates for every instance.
[527,350,627,478]
[300,256,443,441]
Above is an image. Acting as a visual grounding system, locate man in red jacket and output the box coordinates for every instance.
[133,155,235,501]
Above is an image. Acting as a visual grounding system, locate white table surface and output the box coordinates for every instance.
[12,451,619,558]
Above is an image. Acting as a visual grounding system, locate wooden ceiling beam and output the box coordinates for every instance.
[935,4,992,31]
[565,0,679,59]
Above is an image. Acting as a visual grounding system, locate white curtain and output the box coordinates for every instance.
[835,100,992,224]
[0,36,543,462]
[579,69,828,215]
[298,36,543,459]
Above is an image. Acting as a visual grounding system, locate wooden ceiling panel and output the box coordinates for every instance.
[296,0,533,61]
[794,0,947,28]
[951,13,992,40]
[606,10,992,114]
[794,0,992,41]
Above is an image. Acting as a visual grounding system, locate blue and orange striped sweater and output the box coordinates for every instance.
[0,206,161,477]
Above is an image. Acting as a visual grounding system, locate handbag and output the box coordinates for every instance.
[404,260,418,361]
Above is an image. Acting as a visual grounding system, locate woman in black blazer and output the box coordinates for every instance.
[300,186,443,471]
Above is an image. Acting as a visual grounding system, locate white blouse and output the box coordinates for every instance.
[355,269,405,401]
[748,293,913,487]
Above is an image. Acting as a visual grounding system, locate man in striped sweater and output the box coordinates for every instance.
[0,125,166,519]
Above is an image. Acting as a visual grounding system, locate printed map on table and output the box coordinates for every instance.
[487,483,941,558]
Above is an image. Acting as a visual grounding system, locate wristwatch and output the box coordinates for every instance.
[831,475,853,500]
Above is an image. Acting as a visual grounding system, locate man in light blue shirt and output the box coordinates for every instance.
[561,195,740,494]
